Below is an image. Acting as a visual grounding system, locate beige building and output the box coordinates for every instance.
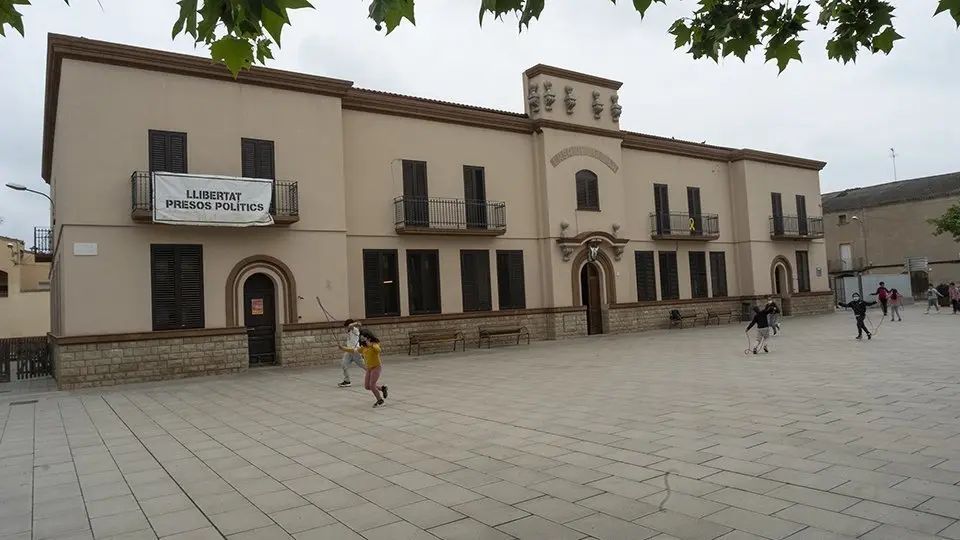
[822,172,960,295]
[0,232,51,339]
[43,34,833,389]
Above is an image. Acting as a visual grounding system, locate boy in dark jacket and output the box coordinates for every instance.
[838,293,877,340]
[745,305,775,354]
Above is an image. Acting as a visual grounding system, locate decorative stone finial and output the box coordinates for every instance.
[564,86,576,115]
[543,81,556,112]
[527,82,541,114]
[591,90,604,120]
[559,221,570,237]
[611,223,621,237]
[610,94,622,122]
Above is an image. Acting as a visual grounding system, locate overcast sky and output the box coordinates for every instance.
[0,0,958,246]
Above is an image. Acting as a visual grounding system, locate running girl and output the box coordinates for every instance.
[342,329,388,408]
[889,289,903,322]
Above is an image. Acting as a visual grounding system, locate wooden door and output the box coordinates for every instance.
[402,160,429,227]
[581,263,603,335]
[463,166,488,229]
[771,192,784,235]
[687,186,703,236]
[244,273,276,367]
[654,184,670,235]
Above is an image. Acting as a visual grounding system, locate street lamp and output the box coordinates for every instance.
[5,182,53,208]
[851,215,869,297]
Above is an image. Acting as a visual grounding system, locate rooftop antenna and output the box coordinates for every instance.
[889,147,898,181]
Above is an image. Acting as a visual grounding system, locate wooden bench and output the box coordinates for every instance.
[408,330,466,356]
[478,326,530,348]
[669,309,699,329]
[705,309,734,326]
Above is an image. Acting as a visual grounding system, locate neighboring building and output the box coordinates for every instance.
[822,172,960,297]
[43,34,833,389]
[0,231,52,338]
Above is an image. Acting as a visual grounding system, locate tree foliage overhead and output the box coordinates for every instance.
[1,0,959,76]
[928,203,960,243]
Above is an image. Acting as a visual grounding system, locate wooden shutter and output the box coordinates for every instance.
[771,192,783,216]
[497,250,525,309]
[177,245,204,329]
[687,187,702,216]
[151,245,178,330]
[363,250,385,317]
[576,174,589,209]
[168,132,187,173]
[796,251,810,292]
[407,250,441,315]
[575,170,598,210]
[689,251,708,298]
[635,251,657,301]
[461,250,491,312]
[148,131,168,173]
[242,139,275,179]
[148,130,188,173]
[710,251,728,297]
[658,251,679,300]
[654,184,670,233]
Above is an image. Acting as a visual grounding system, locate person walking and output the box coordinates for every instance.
[838,293,877,340]
[888,288,904,322]
[766,299,782,335]
[871,282,891,317]
[950,282,960,314]
[338,319,366,387]
[925,284,943,314]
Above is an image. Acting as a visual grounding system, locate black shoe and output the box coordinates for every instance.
[373,399,384,408]
[763,346,769,353]
[752,349,758,354]
[338,380,351,387]
[382,386,388,399]
[867,334,872,340]
[856,335,863,340]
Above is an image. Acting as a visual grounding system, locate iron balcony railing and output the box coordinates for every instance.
[828,257,866,273]
[131,171,299,224]
[769,215,824,239]
[32,227,52,256]
[649,212,720,239]
[393,196,507,235]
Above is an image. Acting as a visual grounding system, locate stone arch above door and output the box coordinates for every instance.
[226,255,298,326]
[770,255,794,296]
[570,247,617,306]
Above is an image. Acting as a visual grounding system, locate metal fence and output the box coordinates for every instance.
[649,212,720,238]
[0,336,53,382]
[394,196,507,232]
[131,171,300,219]
[769,215,825,237]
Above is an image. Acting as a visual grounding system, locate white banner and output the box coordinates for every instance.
[153,173,274,227]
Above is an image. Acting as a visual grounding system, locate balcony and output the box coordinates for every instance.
[130,171,299,226]
[828,257,866,273]
[769,215,824,240]
[394,196,506,236]
[32,227,52,262]
[649,212,720,241]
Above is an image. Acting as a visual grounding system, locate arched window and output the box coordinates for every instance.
[575,170,599,211]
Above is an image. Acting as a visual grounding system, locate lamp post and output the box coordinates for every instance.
[851,214,868,297]
[5,183,53,209]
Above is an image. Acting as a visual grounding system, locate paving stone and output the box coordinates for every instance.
[773,504,878,536]
[637,509,733,540]
[452,497,530,527]
[148,507,211,537]
[428,517,515,540]
[393,500,465,530]
[269,505,335,534]
[496,515,586,540]
[706,507,806,539]
[330,502,400,532]
[566,512,660,540]
[704,487,794,515]
[842,500,954,535]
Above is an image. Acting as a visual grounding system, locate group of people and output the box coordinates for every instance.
[338,319,389,408]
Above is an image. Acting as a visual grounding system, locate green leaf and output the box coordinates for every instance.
[934,0,960,27]
[765,38,802,73]
[280,0,312,9]
[210,36,254,77]
[261,5,285,44]
[255,38,274,63]
[871,26,902,54]
[669,19,692,48]
[519,0,544,28]
[172,0,198,38]
[633,0,653,17]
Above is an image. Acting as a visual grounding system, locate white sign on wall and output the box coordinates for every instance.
[153,173,274,227]
[73,243,98,256]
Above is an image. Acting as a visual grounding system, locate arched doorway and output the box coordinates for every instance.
[244,273,277,367]
[770,256,794,316]
[580,262,603,335]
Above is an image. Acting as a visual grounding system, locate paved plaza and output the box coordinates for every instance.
[3,309,960,540]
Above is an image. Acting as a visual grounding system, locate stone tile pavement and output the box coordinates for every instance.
[2,308,960,540]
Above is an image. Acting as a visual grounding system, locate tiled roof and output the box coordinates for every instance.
[821,172,960,213]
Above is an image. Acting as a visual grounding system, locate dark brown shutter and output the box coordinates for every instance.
[461,250,491,312]
[575,170,598,210]
[710,251,728,297]
[148,131,168,173]
[689,251,708,298]
[241,139,257,178]
[659,251,679,300]
[635,251,657,301]
[363,250,384,317]
[151,245,178,330]
[796,250,811,292]
[576,176,588,209]
[654,184,670,234]
[178,245,204,329]
[771,192,783,216]
[496,250,525,310]
[407,250,441,315]
[168,132,187,173]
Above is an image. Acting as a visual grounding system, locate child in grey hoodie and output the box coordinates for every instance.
[926,285,943,314]
[338,319,366,387]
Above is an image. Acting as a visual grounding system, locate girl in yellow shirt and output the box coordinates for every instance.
[341,330,388,407]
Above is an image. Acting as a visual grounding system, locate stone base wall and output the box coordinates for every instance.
[608,298,746,334]
[54,329,248,390]
[280,307,588,366]
[789,292,836,316]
